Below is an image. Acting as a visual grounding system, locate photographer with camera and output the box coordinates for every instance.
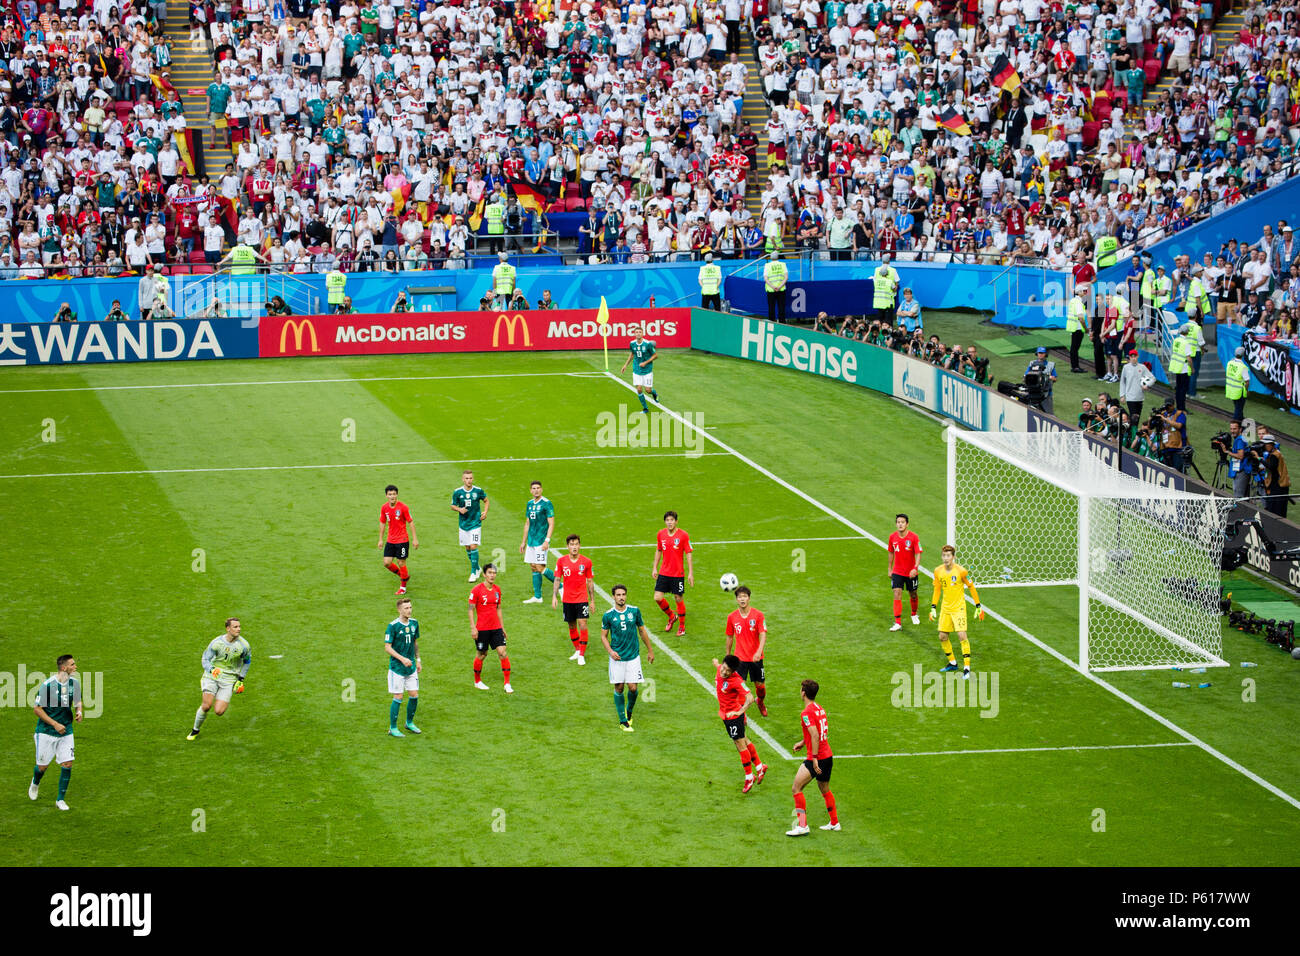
[1078,398,1098,431]
[1025,346,1057,415]
[54,302,77,323]
[896,288,922,333]
[1212,420,1255,498]
[1156,401,1188,471]
[1259,433,1291,518]
[1131,420,1158,459]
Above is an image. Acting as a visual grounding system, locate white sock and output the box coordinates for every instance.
[194,707,209,731]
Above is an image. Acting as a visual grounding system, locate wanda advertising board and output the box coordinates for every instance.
[259,309,690,357]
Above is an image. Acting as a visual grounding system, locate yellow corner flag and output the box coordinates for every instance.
[597,296,611,370]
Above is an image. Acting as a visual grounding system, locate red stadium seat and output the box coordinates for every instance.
[565,196,585,211]
[1093,99,1112,122]
[190,264,214,274]
[1081,121,1100,148]
[188,249,206,263]
[1144,60,1162,85]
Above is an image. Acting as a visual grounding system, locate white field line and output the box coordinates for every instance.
[552,546,792,761]
[578,535,869,550]
[834,741,1197,759]
[602,370,1300,810]
[0,371,607,395]
[0,451,730,481]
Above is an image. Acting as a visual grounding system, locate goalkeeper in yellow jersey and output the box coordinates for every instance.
[929,545,982,680]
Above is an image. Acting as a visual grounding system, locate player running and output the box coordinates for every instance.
[378,484,419,595]
[887,513,923,630]
[553,533,595,665]
[451,469,489,583]
[519,480,555,604]
[787,679,839,836]
[619,326,661,414]
[600,585,655,731]
[929,545,982,679]
[187,618,252,741]
[30,654,81,810]
[713,654,767,792]
[385,597,422,736]
[652,510,693,635]
[469,563,513,693]
[724,585,768,716]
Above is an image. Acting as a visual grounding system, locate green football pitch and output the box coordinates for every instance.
[1,348,1298,866]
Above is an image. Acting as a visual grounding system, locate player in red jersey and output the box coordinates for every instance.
[652,510,694,636]
[552,533,596,665]
[724,585,768,716]
[712,654,767,793]
[887,512,922,630]
[787,679,839,836]
[468,563,512,693]
[378,484,419,594]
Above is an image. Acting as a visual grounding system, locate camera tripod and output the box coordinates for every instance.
[1212,453,1231,491]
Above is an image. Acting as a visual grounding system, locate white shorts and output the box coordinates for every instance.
[458,527,482,547]
[35,732,74,766]
[201,675,236,701]
[525,544,549,565]
[608,656,643,685]
[387,670,418,695]
[633,372,654,389]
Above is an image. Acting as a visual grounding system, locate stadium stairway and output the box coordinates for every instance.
[739,27,770,223]
[163,0,232,181]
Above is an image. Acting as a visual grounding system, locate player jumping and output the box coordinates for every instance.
[379,484,419,595]
[725,585,768,716]
[929,545,982,679]
[385,597,422,736]
[451,469,489,583]
[519,480,555,604]
[887,512,923,630]
[600,585,655,731]
[653,510,693,635]
[787,679,839,836]
[469,563,513,693]
[187,618,252,741]
[619,326,660,414]
[30,654,81,810]
[713,654,767,792]
[553,533,595,665]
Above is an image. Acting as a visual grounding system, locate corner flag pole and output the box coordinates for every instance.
[597,296,610,370]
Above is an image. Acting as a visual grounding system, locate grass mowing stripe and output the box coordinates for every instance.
[835,742,1198,759]
[0,451,731,480]
[602,370,1300,813]
[0,371,606,395]
[551,547,794,761]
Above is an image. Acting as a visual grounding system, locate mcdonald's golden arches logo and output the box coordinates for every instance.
[279,319,321,354]
[492,313,531,348]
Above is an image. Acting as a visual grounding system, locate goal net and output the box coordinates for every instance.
[946,429,1233,671]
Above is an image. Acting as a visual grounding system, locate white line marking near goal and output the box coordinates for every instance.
[0,451,730,481]
[550,546,793,762]
[578,535,869,550]
[0,371,594,395]
[267,655,284,660]
[601,371,1300,811]
[834,741,1197,759]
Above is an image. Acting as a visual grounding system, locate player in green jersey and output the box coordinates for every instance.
[385,597,422,737]
[187,618,252,741]
[619,327,661,413]
[519,480,555,603]
[451,468,490,582]
[600,585,655,731]
[30,654,82,810]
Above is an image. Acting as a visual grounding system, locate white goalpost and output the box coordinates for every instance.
[945,429,1234,672]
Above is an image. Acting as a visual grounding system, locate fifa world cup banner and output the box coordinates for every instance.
[1241,332,1300,413]
[259,309,690,357]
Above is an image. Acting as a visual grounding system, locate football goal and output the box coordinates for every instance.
[945,429,1233,671]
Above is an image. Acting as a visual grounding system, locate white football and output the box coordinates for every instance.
[720,573,739,591]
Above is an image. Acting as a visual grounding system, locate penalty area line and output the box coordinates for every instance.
[600,370,1300,811]
[550,546,792,762]
[578,535,869,550]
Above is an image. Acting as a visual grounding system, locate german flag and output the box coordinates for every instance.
[991,54,1021,94]
[149,72,175,95]
[174,128,197,176]
[468,196,485,231]
[513,183,547,215]
[1031,109,1048,132]
[938,106,971,136]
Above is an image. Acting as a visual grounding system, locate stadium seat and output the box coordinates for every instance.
[1093,98,1111,122]
[1144,60,1162,85]
[188,249,206,264]
[1081,121,1099,148]
[565,196,585,211]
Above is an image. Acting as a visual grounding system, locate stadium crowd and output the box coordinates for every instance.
[0,0,1297,280]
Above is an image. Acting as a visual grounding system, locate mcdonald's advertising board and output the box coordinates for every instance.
[259,309,691,358]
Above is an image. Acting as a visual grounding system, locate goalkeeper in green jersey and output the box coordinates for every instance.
[187,618,252,740]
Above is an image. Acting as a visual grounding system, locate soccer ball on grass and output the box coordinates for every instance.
[719,573,739,591]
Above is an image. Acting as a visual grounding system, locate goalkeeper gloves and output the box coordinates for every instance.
[976,604,984,621]
[234,680,245,694]
[211,667,222,678]
[928,605,937,622]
